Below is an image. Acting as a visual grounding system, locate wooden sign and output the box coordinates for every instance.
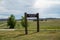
[24,12,39,35]
[27,14,37,17]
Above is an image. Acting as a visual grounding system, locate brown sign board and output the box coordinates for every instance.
[27,14,37,17]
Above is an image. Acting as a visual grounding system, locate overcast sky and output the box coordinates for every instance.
[0,0,60,19]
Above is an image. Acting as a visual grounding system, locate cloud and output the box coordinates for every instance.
[0,0,7,12]
[0,0,22,15]
[0,15,9,19]
[0,0,60,19]
[33,0,60,8]
[7,10,20,15]
[5,0,33,10]
[40,13,60,18]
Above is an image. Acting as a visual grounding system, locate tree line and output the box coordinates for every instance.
[7,14,25,29]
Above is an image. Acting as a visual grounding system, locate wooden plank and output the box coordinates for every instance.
[27,14,37,17]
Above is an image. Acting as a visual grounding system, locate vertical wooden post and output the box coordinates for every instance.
[37,13,39,32]
[25,12,28,34]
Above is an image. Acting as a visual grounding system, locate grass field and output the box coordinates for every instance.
[0,20,60,40]
[0,29,60,40]
[0,19,60,29]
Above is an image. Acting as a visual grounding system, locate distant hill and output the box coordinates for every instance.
[0,19,8,21]
[32,18,60,21]
[0,18,60,21]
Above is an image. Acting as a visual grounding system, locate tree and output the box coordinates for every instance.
[21,16,28,34]
[21,16,25,27]
[7,14,16,29]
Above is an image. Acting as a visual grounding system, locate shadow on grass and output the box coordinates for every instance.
[13,32,38,38]
[29,32,38,35]
[13,34,26,38]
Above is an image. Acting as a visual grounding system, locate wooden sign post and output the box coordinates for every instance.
[37,13,39,32]
[24,12,39,34]
[25,13,28,34]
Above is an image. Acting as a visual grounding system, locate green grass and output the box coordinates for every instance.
[15,20,60,29]
[0,30,60,40]
[0,20,60,29]
[0,20,60,40]
[40,20,60,29]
